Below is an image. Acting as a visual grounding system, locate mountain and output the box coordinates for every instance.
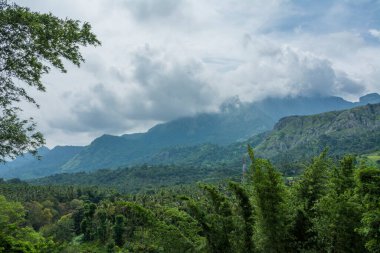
[255,103,380,162]
[145,132,267,167]
[0,146,83,179]
[0,146,50,170]
[61,94,380,173]
[145,103,380,171]
[29,103,380,192]
[51,97,270,173]
[359,93,380,104]
[1,93,379,179]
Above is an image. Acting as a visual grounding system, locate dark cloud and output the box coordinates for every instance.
[50,48,216,134]
[126,49,216,120]
[335,72,366,95]
[12,0,380,147]
[223,42,365,100]
[50,83,133,133]
[49,41,369,136]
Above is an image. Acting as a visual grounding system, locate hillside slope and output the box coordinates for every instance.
[28,104,380,190]
[256,103,380,162]
[62,94,379,173]
[0,146,83,179]
[1,94,379,179]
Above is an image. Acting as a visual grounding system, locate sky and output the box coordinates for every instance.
[13,0,380,147]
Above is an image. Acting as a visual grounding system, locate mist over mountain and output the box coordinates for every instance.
[144,102,380,171]
[1,93,379,179]
[30,103,380,192]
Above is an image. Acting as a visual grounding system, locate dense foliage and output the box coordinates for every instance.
[30,163,242,193]
[0,149,379,252]
[0,0,99,162]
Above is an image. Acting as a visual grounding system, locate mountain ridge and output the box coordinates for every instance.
[62,93,379,173]
[255,103,380,162]
[30,103,380,191]
[1,93,379,179]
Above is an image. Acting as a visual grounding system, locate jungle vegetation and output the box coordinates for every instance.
[0,148,379,252]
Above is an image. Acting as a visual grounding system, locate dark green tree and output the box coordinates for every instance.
[41,214,75,243]
[81,203,96,241]
[290,150,330,251]
[203,184,235,251]
[24,201,53,230]
[229,182,255,252]
[106,241,115,253]
[356,166,380,252]
[184,184,242,253]
[312,156,365,252]
[248,146,290,253]
[72,205,84,235]
[113,214,125,247]
[0,0,100,162]
[96,209,109,243]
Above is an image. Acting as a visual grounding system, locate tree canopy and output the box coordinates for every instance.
[0,0,100,162]
[0,150,379,252]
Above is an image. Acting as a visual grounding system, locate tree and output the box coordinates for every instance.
[113,215,125,247]
[248,146,290,253]
[96,209,109,243]
[356,166,380,252]
[24,201,53,230]
[0,195,54,252]
[229,182,255,252]
[0,0,100,162]
[41,214,75,243]
[290,150,330,251]
[312,156,365,252]
[81,203,96,241]
[184,184,247,253]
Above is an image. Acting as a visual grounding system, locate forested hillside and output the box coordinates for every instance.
[31,164,242,193]
[0,146,83,179]
[60,94,380,173]
[1,151,379,252]
[256,103,380,162]
[1,97,380,179]
[28,104,380,193]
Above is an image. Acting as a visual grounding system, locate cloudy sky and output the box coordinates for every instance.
[14,0,380,147]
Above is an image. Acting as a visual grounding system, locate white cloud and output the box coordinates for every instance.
[369,29,380,39]
[10,0,380,147]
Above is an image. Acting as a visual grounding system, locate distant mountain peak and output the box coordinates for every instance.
[220,95,243,113]
[359,93,380,104]
[38,146,50,153]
